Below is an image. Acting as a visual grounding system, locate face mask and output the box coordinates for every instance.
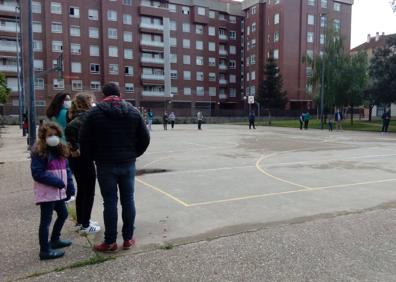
[46,135,60,147]
[64,101,72,109]
[91,103,96,107]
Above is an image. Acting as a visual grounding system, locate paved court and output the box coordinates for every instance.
[90,124,396,247]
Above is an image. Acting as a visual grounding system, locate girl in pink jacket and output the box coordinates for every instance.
[31,122,75,260]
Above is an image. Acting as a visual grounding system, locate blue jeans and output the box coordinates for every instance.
[39,200,68,252]
[97,162,136,244]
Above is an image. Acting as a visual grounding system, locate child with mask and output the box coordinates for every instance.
[46,93,72,140]
[31,122,75,260]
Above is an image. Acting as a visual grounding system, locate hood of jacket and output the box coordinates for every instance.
[96,96,131,119]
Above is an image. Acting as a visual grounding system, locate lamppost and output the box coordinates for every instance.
[319,12,327,130]
[15,5,22,128]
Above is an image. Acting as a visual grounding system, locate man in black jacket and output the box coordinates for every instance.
[80,83,150,252]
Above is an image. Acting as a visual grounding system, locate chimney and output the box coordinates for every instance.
[375,32,380,41]
[367,34,371,43]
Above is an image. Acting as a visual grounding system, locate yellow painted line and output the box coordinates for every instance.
[136,177,190,207]
[314,178,396,190]
[256,156,313,190]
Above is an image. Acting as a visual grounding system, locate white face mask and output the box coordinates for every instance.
[64,101,72,109]
[46,136,60,147]
[91,103,96,107]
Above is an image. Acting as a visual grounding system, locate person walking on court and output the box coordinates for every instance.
[248,111,256,129]
[163,111,168,131]
[335,109,343,130]
[80,83,150,252]
[169,112,176,129]
[303,111,311,130]
[146,109,153,131]
[299,112,304,130]
[381,108,391,134]
[197,111,204,130]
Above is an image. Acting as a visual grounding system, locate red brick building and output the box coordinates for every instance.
[1,0,353,116]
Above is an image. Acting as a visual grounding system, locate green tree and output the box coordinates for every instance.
[0,72,10,104]
[257,56,288,124]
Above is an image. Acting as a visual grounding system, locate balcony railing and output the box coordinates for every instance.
[139,22,164,31]
[219,34,228,40]
[140,1,168,10]
[0,24,19,32]
[141,73,165,80]
[0,41,18,52]
[219,79,228,85]
[142,91,165,97]
[219,64,228,70]
[0,64,17,72]
[141,57,164,64]
[140,40,164,48]
[219,49,228,56]
[0,4,18,12]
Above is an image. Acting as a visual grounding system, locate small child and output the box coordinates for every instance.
[31,122,75,260]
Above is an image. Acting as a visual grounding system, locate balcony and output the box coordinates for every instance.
[0,64,17,72]
[219,34,228,41]
[0,4,18,13]
[0,23,19,33]
[142,91,165,97]
[219,49,228,56]
[219,79,228,85]
[219,64,228,71]
[139,22,164,32]
[141,56,164,64]
[141,73,165,80]
[219,94,227,99]
[139,2,169,17]
[140,40,164,48]
[0,41,18,52]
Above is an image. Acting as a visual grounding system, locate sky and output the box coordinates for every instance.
[234,0,396,49]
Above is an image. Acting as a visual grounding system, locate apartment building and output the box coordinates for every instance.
[1,0,353,116]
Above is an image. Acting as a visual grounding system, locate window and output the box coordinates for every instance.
[307,32,314,43]
[196,72,204,81]
[219,13,226,21]
[91,81,101,91]
[229,60,236,69]
[71,43,81,55]
[196,87,204,96]
[33,60,43,71]
[90,64,100,73]
[125,83,134,93]
[209,10,215,19]
[124,49,133,59]
[333,19,341,32]
[274,13,280,24]
[107,10,117,21]
[183,71,191,80]
[51,22,62,33]
[196,41,203,50]
[321,0,327,8]
[71,80,83,91]
[170,54,177,63]
[171,70,178,79]
[274,49,279,59]
[196,24,204,34]
[109,64,119,75]
[69,7,80,18]
[183,39,190,48]
[89,27,99,38]
[32,1,41,13]
[252,38,257,47]
[34,78,44,89]
[52,41,63,52]
[308,0,315,6]
[306,67,313,78]
[208,57,216,66]
[170,37,177,47]
[334,2,341,11]
[209,73,216,81]
[229,16,236,23]
[109,46,118,57]
[123,0,132,5]
[108,28,118,39]
[184,87,191,95]
[124,66,133,76]
[70,26,80,37]
[274,32,280,42]
[196,56,204,66]
[321,15,327,27]
[182,23,190,32]
[247,26,250,36]
[197,7,205,16]
[320,33,325,45]
[32,22,42,33]
[209,87,216,96]
[90,45,99,56]
[170,20,177,31]
[250,86,256,96]
[229,75,236,83]
[251,22,256,32]
[183,55,190,65]
[33,40,42,52]
[169,4,177,12]
[123,31,133,42]
[208,42,216,52]
[306,50,314,59]
[51,2,61,14]
[230,46,236,55]
[182,6,190,15]
[251,6,256,15]
[308,14,315,25]
[71,62,81,73]
[250,55,256,65]
[208,26,216,36]
[53,78,64,90]
[229,31,236,40]
[123,14,132,25]
[88,9,99,20]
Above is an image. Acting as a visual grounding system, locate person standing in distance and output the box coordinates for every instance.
[80,83,150,252]
[197,111,204,130]
[248,111,256,129]
[169,112,176,129]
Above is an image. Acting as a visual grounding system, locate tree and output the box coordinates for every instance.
[256,56,287,124]
[369,35,396,108]
[0,72,10,104]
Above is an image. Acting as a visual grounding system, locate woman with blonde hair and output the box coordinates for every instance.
[65,92,101,235]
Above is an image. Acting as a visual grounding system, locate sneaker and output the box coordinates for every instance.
[90,220,100,227]
[123,239,136,250]
[39,249,65,260]
[50,239,72,249]
[79,224,101,235]
[94,242,118,253]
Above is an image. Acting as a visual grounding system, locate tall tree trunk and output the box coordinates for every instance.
[350,104,354,126]
[368,105,373,122]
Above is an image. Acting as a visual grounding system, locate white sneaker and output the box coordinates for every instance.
[79,224,101,235]
[90,220,100,227]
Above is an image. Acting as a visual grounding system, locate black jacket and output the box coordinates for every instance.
[65,110,89,152]
[80,98,150,164]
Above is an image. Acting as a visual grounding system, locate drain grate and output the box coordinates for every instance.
[136,168,169,176]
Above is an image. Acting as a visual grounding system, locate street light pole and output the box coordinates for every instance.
[319,13,326,130]
[15,5,22,128]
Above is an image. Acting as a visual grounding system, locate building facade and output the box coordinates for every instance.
[1,0,353,116]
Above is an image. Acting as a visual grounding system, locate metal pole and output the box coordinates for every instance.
[17,0,25,118]
[319,13,326,130]
[27,0,36,146]
[15,6,22,128]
